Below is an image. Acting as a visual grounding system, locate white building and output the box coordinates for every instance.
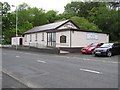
[23,20,109,52]
[11,37,23,46]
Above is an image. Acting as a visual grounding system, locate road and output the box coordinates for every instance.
[2,72,28,88]
[2,49,119,88]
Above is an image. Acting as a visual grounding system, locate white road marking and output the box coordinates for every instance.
[16,56,20,58]
[83,58,91,60]
[80,68,102,74]
[37,60,46,63]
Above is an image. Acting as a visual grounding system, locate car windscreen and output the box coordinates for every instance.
[100,44,113,48]
[89,43,98,47]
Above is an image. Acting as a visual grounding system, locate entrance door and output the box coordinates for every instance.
[47,33,56,47]
[19,38,23,45]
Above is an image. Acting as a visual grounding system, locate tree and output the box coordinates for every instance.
[64,1,120,41]
[64,1,106,18]
[46,10,58,23]
[70,16,101,32]
[1,2,14,44]
[89,6,120,41]
[1,2,10,16]
[58,12,74,20]
[109,0,120,10]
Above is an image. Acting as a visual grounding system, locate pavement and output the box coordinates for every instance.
[2,72,28,88]
[2,48,119,88]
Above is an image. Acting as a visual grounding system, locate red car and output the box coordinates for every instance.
[81,43,104,54]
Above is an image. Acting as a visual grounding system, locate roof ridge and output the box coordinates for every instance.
[38,19,69,27]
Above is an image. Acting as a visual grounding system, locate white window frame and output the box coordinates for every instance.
[42,33,44,41]
[25,35,27,42]
[35,33,37,41]
[30,34,32,42]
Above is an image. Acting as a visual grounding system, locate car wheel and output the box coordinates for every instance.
[107,51,112,57]
[92,52,98,57]
[92,51,95,56]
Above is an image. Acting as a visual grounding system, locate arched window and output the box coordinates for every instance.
[60,35,66,43]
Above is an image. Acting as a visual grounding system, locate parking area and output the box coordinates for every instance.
[65,53,119,63]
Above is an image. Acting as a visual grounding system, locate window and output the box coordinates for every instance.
[48,33,52,42]
[52,33,56,42]
[25,35,27,42]
[60,35,66,43]
[47,33,56,47]
[42,33,44,41]
[35,33,37,41]
[30,34,32,42]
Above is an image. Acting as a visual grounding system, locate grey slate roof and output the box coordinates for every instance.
[24,20,71,34]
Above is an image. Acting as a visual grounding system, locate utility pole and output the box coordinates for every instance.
[12,5,18,50]
[16,6,18,50]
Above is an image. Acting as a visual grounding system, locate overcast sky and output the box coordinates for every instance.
[1,0,77,13]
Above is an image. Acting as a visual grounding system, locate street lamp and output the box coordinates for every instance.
[12,5,18,50]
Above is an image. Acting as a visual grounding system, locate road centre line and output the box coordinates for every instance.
[16,56,20,58]
[37,60,47,63]
[83,58,91,60]
[80,68,102,74]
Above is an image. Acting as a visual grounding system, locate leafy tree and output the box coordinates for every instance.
[1,2,13,44]
[26,7,48,26]
[109,0,120,10]
[64,1,106,18]
[64,1,120,41]
[1,2,10,16]
[46,10,58,23]
[58,12,74,20]
[89,6,120,41]
[70,16,101,32]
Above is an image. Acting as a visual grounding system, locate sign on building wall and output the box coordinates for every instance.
[86,33,98,40]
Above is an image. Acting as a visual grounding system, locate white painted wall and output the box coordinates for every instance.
[71,31,109,47]
[23,32,47,48]
[11,37,23,45]
[23,30,109,48]
[56,31,70,47]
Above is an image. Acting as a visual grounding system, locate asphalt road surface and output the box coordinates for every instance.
[2,72,28,88]
[2,49,119,88]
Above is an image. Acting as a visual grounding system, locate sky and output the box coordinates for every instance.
[1,0,77,13]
